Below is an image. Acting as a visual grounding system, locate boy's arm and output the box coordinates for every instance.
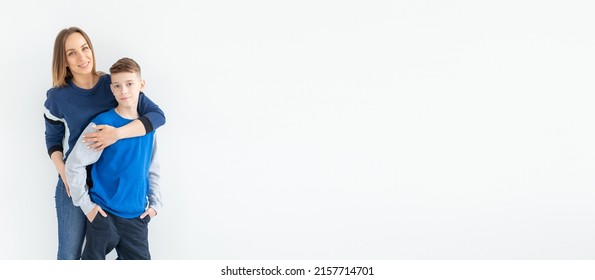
[65,123,103,215]
[147,135,162,214]
[83,93,166,150]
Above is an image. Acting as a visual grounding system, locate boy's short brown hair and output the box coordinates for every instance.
[109,57,141,76]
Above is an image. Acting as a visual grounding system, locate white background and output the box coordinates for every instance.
[1,0,594,260]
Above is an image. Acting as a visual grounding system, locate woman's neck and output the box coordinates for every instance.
[71,73,99,89]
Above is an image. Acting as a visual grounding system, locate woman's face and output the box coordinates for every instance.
[64,32,94,77]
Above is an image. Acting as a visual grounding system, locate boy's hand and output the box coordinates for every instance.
[82,125,121,151]
[87,205,108,222]
[140,208,157,219]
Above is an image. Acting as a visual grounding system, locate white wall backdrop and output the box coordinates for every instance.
[1,0,595,260]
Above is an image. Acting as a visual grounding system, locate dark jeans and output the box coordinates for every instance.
[82,211,151,260]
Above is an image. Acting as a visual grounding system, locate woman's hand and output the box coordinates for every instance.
[58,168,71,198]
[51,151,71,197]
[82,125,121,151]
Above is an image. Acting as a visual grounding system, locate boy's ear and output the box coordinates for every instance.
[140,79,146,91]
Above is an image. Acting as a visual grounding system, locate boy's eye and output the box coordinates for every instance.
[127,83,134,87]
[113,85,121,89]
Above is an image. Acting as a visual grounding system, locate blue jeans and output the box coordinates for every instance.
[54,177,86,260]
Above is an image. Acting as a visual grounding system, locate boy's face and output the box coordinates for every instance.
[110,72,145,109]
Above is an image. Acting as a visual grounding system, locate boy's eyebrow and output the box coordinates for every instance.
[111,79,137,84]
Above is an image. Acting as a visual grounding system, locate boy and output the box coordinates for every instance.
[66,57,162,260]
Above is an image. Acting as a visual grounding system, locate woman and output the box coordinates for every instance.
[44,27,166,260]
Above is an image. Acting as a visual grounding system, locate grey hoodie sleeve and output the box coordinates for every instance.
[148,134,162,213]
[65,123,103,215]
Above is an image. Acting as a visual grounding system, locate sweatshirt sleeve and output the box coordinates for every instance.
[137,93,166,134]
[65,123,103,215]
[147,134,162,213]
[44,104,65,158]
